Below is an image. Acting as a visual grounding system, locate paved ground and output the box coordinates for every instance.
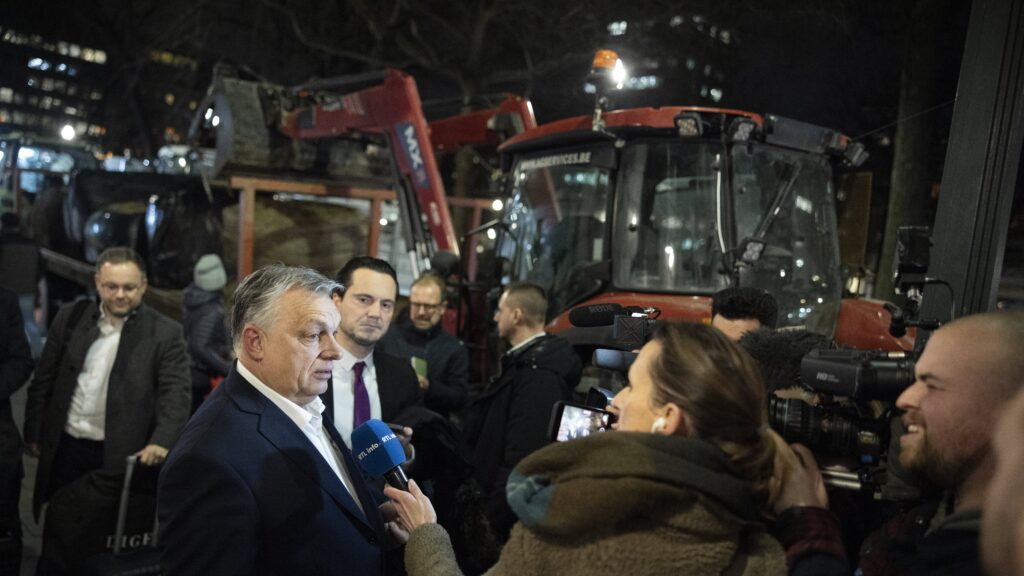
[10,383,42,576]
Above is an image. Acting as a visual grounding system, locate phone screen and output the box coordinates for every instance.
[553,403,611,442]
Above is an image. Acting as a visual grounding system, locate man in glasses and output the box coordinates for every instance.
[378,273,468,419]
[23,247,189,567]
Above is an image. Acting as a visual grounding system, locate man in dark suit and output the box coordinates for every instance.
[0,288,33,569]
[159,264,403,575]
[326,257,422,448]
[23,247,190,517]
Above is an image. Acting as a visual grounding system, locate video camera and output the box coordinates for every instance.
[767,348,915,469]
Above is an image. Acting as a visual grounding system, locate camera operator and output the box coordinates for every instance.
[386,322,791,576]
[773,311,1024,576]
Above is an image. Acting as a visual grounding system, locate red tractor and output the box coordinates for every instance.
[484,51,911,354]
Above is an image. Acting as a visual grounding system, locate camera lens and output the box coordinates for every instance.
[768,397,860,456]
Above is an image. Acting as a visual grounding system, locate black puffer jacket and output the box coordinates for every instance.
[462,333,582,540]
[181,284,232,379]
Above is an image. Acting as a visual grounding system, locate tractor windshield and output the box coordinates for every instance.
[499,146,614,315]
[500,138,841,333]
[730,143,841,332]
[613,141,728,294]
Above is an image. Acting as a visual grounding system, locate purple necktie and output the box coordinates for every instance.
[352,361,370,428]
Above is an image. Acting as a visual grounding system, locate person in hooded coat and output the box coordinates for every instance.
[387,321,788,576]
[181,254,232,414]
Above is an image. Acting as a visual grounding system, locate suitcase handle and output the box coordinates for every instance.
[113,455,160,555]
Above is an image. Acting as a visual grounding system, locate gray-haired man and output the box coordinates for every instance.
[158,264,402,576]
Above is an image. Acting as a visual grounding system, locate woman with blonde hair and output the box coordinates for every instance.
[387,321,788,576]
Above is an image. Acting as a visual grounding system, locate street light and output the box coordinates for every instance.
[60,124,75,141]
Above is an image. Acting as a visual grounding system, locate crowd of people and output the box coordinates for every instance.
[0,237,1022,576]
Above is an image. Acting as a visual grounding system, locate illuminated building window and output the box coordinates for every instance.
[164,93,175,106]
[710,88,723,102]
[0,87,12,103]
[608,21,628,36]
[28,57,50,71]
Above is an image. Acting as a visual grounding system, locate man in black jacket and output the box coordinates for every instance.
[23,247,191,518]
[377,273,468,419]
[0,288,34,570]
[462,282,582,542]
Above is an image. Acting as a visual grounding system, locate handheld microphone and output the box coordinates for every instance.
[351,419,408,490]
[568,303,624,327]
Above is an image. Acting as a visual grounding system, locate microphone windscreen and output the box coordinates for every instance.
[568,303,624,327]
[351,419,406,477]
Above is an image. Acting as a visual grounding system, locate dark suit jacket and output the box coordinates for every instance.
[322,348,423,429]
[0,289,33,524]
[158,368,389,576]
[23,300,190,517]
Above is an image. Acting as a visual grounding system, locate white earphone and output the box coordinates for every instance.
[651,416,667,434]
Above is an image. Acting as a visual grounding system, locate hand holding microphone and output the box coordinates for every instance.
[351,419,438,532]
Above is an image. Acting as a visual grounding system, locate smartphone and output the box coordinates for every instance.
[549,401,614,442]
[586,386,615,408]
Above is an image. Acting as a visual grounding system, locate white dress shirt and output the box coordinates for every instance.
[237,361,365,516]
[507,331,546,355]
[65,307,123,440]
[330,350,382,448]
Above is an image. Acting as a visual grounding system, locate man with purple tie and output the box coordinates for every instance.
[327,257,423,448]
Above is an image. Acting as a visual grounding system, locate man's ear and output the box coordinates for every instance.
[659,402,691,437]
[242,325,265,361]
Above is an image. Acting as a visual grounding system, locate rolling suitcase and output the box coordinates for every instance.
[82,455,162,575]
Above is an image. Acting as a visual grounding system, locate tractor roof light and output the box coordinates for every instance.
[728,117,757,142]
[674,112,703,137]
[844,141,869,167]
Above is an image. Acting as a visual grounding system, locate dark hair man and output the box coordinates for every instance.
[0,288,33,569]
[23,247,190,565]
[773,311,1024,575]
[326,256,422,447]
[461,282,582,543]
[159,265,404,575]
[377,273,469,418]
[711,286,779,342]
